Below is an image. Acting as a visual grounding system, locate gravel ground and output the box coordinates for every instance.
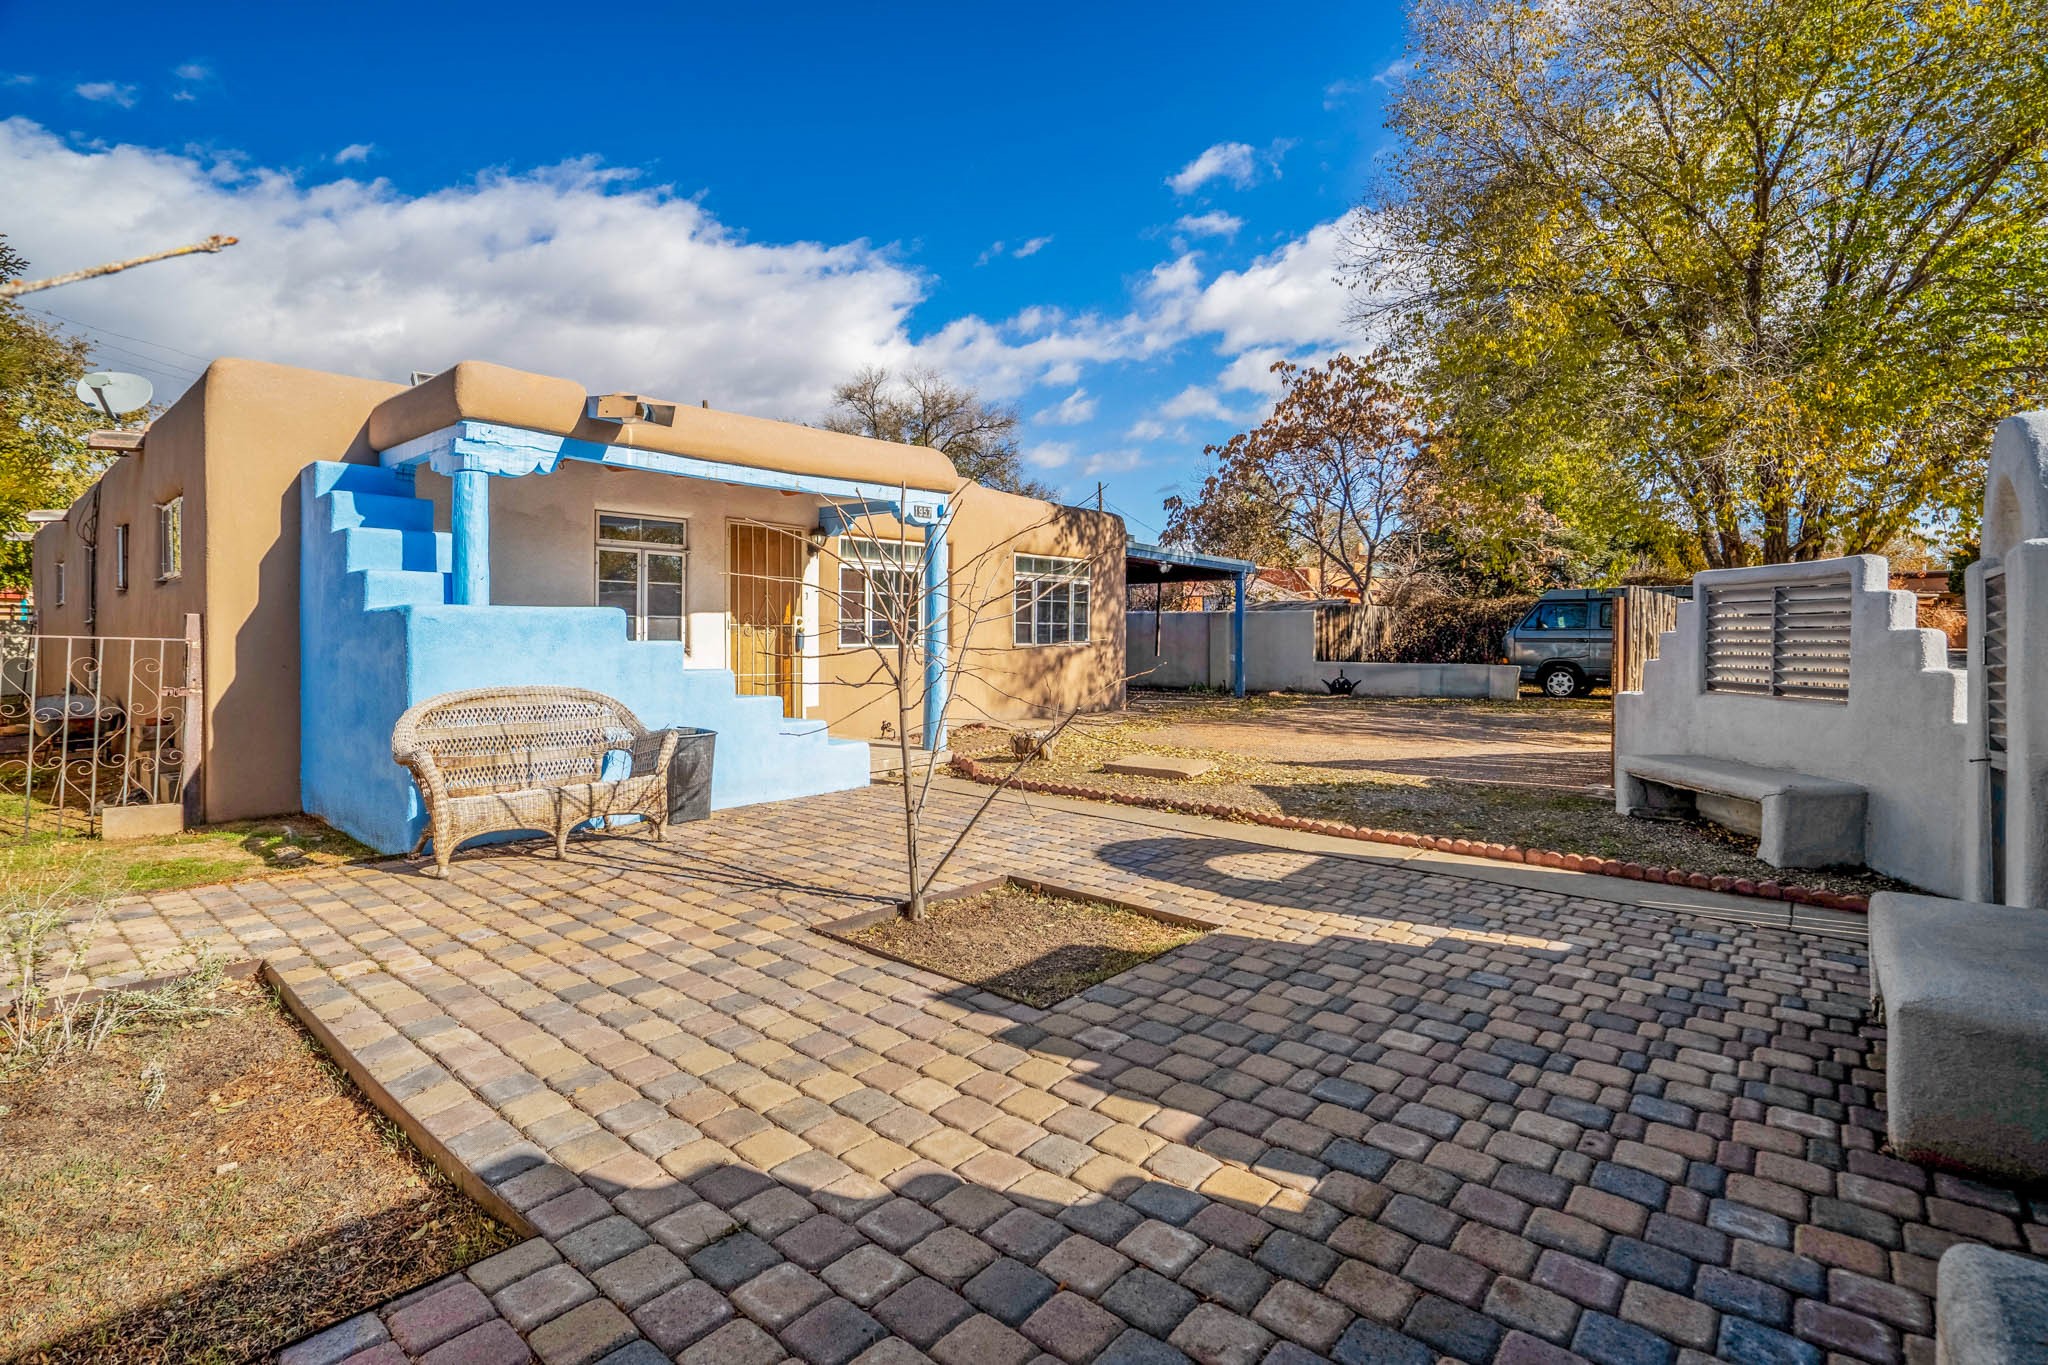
[956,691,1910,898]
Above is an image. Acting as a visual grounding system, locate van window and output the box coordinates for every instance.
[1598,599,1614,629]
[1523,601,1589,631]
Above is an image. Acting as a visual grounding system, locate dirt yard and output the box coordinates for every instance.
[955,691,1906,897]
[0,975,516,1364]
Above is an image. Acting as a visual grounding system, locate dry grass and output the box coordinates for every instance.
[844,884,1203,1007]
[955,693,1910,898]
[0,975,517,1364]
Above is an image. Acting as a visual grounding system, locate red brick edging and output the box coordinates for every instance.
[947,756,1871,914]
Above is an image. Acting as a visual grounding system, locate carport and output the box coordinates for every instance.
[1126,541,1256,697]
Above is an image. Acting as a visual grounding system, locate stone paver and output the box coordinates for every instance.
[75,782,2040,1365]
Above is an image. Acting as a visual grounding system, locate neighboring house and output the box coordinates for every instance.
[32,358,1127,853]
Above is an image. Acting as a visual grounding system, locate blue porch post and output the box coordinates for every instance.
[450,467,490,605]
[922,511,949,751]
[1231,569,1247,697]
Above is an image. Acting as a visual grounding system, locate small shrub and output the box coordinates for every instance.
[2,876,229,1078]
[1918,595,1967,651]
[1372,593,1541,664]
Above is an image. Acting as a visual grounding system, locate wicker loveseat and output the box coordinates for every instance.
[392,686,692,876]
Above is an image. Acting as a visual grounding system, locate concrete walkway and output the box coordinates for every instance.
[64,785,2027,1365]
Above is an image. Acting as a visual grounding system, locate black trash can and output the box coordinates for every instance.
[666,727,716,825]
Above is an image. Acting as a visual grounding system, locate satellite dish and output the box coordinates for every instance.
[76,371,154,421]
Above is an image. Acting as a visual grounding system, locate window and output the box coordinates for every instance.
[156,497,183,580]
[53,561,66,607]
[838,539,923,646]
[114,523,130,593]
[595,513,687,641]
[1013,554,1091,645]
[1522,600,1589,632]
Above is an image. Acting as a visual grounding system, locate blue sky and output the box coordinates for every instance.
[1,2,1409,538]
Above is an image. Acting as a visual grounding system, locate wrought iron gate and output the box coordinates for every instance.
[0,614,202,836]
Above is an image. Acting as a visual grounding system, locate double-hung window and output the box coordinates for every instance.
[156,497,183,580]
[1013,554,1091,645]
[595,513,687,641]
[838,539,923,646]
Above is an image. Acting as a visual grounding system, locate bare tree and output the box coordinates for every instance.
[789,492,1124,919]
[823,367,1058,501]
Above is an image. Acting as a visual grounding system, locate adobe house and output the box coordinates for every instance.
[32,358,1127,852]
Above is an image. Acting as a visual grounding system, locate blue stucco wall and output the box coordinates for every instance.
[299,461,868,855]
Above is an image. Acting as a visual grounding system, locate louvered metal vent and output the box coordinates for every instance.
[1704,576,1851,702]
[1986,568,2009,763]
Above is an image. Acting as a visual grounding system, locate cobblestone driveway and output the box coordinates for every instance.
[64,785,2043,1365]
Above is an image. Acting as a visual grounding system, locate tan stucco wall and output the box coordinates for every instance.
[33,359,400,821]
[815,487,1127,741]
[32,355,1128,822]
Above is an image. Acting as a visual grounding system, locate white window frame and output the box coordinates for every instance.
[593,511,688,642]
[113,523,130,593]
[156,497,183,581]
[1013,553,1092,646]
[837,538,924,647]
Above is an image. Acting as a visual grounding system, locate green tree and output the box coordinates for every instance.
[1356,0,2048,568]
[822,366,1057,501]
[0,237,100,586]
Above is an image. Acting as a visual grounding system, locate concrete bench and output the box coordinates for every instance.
[1618,753,1865,869]
[1870,892,2048,1183]
[1937,1244,2048,1364]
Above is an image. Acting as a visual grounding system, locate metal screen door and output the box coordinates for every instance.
[726,522,806,718]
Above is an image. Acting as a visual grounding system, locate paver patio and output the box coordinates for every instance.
[53,783,2043,1365]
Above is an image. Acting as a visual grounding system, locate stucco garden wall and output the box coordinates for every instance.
[1614,555,1969,894]
[1128,609,1517,698]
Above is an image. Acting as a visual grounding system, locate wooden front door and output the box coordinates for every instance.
[726,522,806,718]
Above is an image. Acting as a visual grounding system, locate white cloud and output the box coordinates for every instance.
[1217,348,1294,396]
[0,118,940,417]
[0,119,1366,447]
[1177,221,1352,353]
[74,81,137,108]
[1173,211,1242,240]
[1033,388,1096,426]
[4,74,35,88]
[1082,448,1144,476]
[333,142,375,165]
[1323,78,1367,109]
[1024,441,1075,470]
[173,63,211,82]
[1167,142,1257,195]
[1371,58,1414,87]
[1158,385,1236,422]
[977,234,1053,265]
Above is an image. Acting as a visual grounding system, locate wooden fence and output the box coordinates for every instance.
[1612,587,1682,694]
[1313,603,1393,662]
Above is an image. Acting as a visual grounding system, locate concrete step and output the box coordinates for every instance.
[340,524,451,575]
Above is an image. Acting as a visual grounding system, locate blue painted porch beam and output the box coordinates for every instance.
[1232,570,1248,698]
[450,468,490,605]
[923,512,950,751]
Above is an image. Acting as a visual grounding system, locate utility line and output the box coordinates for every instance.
[24,304,218,366]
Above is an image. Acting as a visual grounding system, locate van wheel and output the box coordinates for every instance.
[1537,664,1585,698]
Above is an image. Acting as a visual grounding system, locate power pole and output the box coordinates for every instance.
[1094,482,1104,512]
[0,235,240,299]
